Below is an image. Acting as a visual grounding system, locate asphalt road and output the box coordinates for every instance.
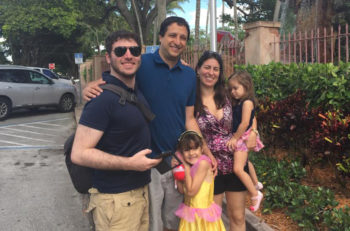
[0,109,91,231]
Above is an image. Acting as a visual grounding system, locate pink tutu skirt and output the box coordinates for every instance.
[235,128,264,152]
[175,202,222,222]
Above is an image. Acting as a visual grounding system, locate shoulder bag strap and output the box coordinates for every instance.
[100,84,155,122]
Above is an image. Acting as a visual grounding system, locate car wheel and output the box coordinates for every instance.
[0,98,11,121]
[58,94,75,112]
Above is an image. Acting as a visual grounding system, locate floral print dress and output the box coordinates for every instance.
[196,98,234,175]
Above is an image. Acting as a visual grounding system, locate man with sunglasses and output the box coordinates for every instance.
[71,30,161,231]
[83,17,217,231]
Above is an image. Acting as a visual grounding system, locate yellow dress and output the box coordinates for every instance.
[175,156,226,231]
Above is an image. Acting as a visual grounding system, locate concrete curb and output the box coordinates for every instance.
[73,105,274,231]
[245,209,275,231]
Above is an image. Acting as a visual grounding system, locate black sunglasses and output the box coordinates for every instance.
[114,46,141,57]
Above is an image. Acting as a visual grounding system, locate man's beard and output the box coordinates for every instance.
[110,63,137,79]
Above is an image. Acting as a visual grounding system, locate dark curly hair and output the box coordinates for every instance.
[105,30,141,55]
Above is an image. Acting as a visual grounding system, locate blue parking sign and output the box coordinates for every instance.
[74,53,83,64]
[145,45,159,54]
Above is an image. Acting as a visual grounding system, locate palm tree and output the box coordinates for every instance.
[194,0,200,46]
[222,0,225,28]
[152,0,188,45]
[167,0,187,15]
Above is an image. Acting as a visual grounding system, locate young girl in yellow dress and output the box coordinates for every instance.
[175,131,226,231]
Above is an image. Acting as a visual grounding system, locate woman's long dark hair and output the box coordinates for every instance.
[194,51,227,116]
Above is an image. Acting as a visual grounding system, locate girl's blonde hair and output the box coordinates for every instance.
[227,70,258,107]
[177,131,203,153]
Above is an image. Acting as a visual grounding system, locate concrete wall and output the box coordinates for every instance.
[244,21,281,65]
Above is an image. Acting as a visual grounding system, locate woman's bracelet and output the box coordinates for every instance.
[252,129,259,135]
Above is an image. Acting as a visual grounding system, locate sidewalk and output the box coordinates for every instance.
[74,104,273,231]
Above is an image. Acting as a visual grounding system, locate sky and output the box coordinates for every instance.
[173,0,236,30]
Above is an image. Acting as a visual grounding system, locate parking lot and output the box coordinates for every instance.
[0,114,76,150]
[0,110,92,231]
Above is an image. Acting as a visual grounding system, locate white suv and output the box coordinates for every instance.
[27,66,75,83]
[0,65,77,120]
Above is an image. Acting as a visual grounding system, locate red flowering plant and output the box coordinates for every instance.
[257,90,315,159]
[309,111,350,181]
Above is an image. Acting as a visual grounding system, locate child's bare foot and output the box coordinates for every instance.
[249,191,263,212]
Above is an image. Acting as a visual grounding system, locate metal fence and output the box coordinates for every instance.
[275,24,350,64]
[181,40,245,78]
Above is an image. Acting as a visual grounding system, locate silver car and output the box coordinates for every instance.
[27,66,72,81]
[0,65,77,120]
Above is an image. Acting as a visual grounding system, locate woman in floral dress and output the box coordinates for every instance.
[194,51,257,231]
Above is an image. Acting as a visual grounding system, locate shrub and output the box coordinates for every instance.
[251,153,350,230]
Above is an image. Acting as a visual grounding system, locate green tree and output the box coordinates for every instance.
[221,0,276,24]
[110,0,188,45]
[0,0,128,75]
[0,0,83,70]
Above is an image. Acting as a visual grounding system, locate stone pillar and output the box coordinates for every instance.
[93,55,109,80]
[243,21,281,65]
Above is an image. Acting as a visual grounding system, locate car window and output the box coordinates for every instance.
[0,70,13,82]
[3,70,31,83]
[43,69,58,79]
[29,71,51,84]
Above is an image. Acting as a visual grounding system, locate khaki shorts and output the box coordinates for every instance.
[86,185,149,231]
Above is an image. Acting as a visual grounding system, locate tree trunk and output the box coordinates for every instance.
[113,0,179,45]
[131,0,144,46]
[206,1,210,42]
[195,0,200,45]
[222,0,224,28]
[273,0,281,22]
[157,0,166,37]
[233,0,238,39]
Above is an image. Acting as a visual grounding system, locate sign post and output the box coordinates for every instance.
[74,53,83,104]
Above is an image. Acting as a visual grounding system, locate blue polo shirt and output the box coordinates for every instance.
[136,49,196,157]
[79,72,151,193]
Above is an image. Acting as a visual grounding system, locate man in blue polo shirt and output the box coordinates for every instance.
[83,17,216,231]
[71,30,161,231]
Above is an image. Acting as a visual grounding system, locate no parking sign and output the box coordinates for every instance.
[48,63,55,70]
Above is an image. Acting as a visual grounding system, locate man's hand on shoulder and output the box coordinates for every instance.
[83,78,106,101]
[127,149,162,171]
[180,59,191,67]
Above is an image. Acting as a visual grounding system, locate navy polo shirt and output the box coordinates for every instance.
[136,49,196,157]
[79,72,151,193]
